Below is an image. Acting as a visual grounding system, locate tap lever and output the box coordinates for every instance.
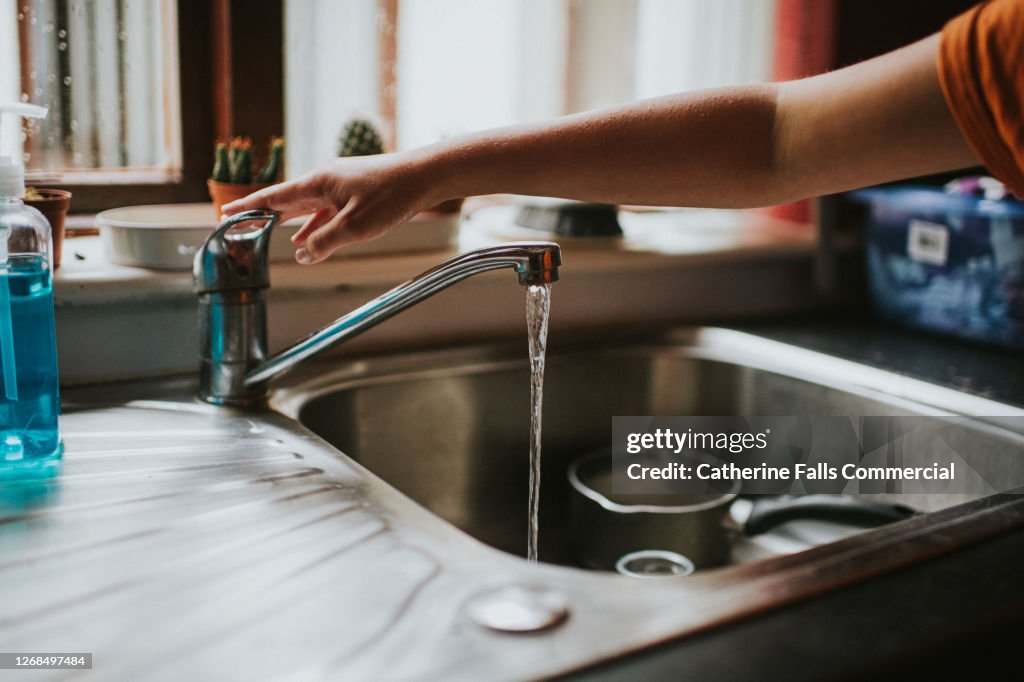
[194,209,279,295]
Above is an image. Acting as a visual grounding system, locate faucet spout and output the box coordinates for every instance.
[513,244,561,286]
[244,242,561,388]
[194,215,561,407]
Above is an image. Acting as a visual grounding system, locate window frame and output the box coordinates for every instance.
[18,0,284,214]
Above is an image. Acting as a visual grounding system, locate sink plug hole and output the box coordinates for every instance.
[462,585,569,634]
[616,550,695,579]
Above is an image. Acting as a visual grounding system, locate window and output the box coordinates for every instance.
[1,0,180,182]
[284,0,777,176]
[0,0,226,211]
[3,1,780,207]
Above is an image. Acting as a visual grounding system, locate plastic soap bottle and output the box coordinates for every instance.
[0,103,61,477]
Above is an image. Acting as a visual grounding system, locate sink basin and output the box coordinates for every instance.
[9,327,1022,679]
[278,328,1024,569]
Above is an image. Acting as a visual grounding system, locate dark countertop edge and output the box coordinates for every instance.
[559,521,1024,682]
[731,311,1024,409]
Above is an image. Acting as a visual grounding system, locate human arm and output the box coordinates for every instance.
[224,33,978,264]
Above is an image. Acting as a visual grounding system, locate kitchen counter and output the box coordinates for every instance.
[6,379,704,681]
[9,206,1024,680]
[738,312,1024,408]
[3,324,1024,680]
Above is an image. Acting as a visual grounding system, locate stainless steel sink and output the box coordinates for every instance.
[274,327,1024,569]
[7,328,1024,680]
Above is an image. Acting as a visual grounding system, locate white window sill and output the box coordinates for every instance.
[56,208,814,306]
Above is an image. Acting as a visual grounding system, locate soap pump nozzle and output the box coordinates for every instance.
[0,103,48,199]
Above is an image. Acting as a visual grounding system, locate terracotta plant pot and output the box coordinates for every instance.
[208,179,272,212]
[24,189,71,269]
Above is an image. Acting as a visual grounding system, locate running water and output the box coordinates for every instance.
[525,283,551,563]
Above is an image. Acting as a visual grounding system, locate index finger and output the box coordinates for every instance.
[219,179,325,222]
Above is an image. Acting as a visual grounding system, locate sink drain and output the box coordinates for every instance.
[615,550,695,578]
[462,585,570,633]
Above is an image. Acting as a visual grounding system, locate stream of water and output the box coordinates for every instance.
[525,283,551,563]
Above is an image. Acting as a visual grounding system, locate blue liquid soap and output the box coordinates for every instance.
[0,102,60,478]
[0,254,61,477]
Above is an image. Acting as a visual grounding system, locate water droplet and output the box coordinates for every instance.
[19,93,28,102]
[58,41,67,51]
[118,31,127,41]
[44,21,54,33]
[16,12,23,21]
[58,29,67,38]
[29,70,36,80]
[47,74,56,83]
[22,153,31,163]
[63,76,72,86]
[29,15,36,25]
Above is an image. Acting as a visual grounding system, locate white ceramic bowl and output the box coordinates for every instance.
[97,203,459,270]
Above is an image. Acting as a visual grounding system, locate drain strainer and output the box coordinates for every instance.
[615,550,696,578]
[462,584,570,633]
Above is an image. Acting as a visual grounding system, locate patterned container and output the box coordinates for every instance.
[853,185,1024,350]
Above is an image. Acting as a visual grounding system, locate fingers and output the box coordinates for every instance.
[219,177,326,222]
[295,206,369,265]
[291,207,335,245]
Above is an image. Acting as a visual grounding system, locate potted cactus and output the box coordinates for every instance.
[337,119,463,215]
[208,136,285,210]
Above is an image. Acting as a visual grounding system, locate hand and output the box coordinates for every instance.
[221,152,436,264]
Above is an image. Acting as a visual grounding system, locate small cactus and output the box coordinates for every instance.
[215,137,250,184]
[257,137,285,183]
[337,118,384,157]
[229,137,253,184]
[213,136,286,184]
[211,142,231,182]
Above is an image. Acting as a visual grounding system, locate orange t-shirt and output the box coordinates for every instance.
[939,0,1024,196]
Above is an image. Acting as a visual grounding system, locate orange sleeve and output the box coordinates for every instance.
[938,0,1024,196]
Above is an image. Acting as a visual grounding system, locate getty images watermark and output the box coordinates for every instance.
[611,416,1023,496]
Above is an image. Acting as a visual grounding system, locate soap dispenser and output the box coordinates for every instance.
[0,103,62,477]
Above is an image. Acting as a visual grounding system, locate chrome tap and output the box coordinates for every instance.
[193,209,561,407]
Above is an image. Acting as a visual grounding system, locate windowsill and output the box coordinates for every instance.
[29,168,183,186]
[56,207,815,306]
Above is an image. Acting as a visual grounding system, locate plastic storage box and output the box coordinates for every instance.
[854,185,1024,350]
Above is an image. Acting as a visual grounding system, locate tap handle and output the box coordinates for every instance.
[193,209,280,294]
